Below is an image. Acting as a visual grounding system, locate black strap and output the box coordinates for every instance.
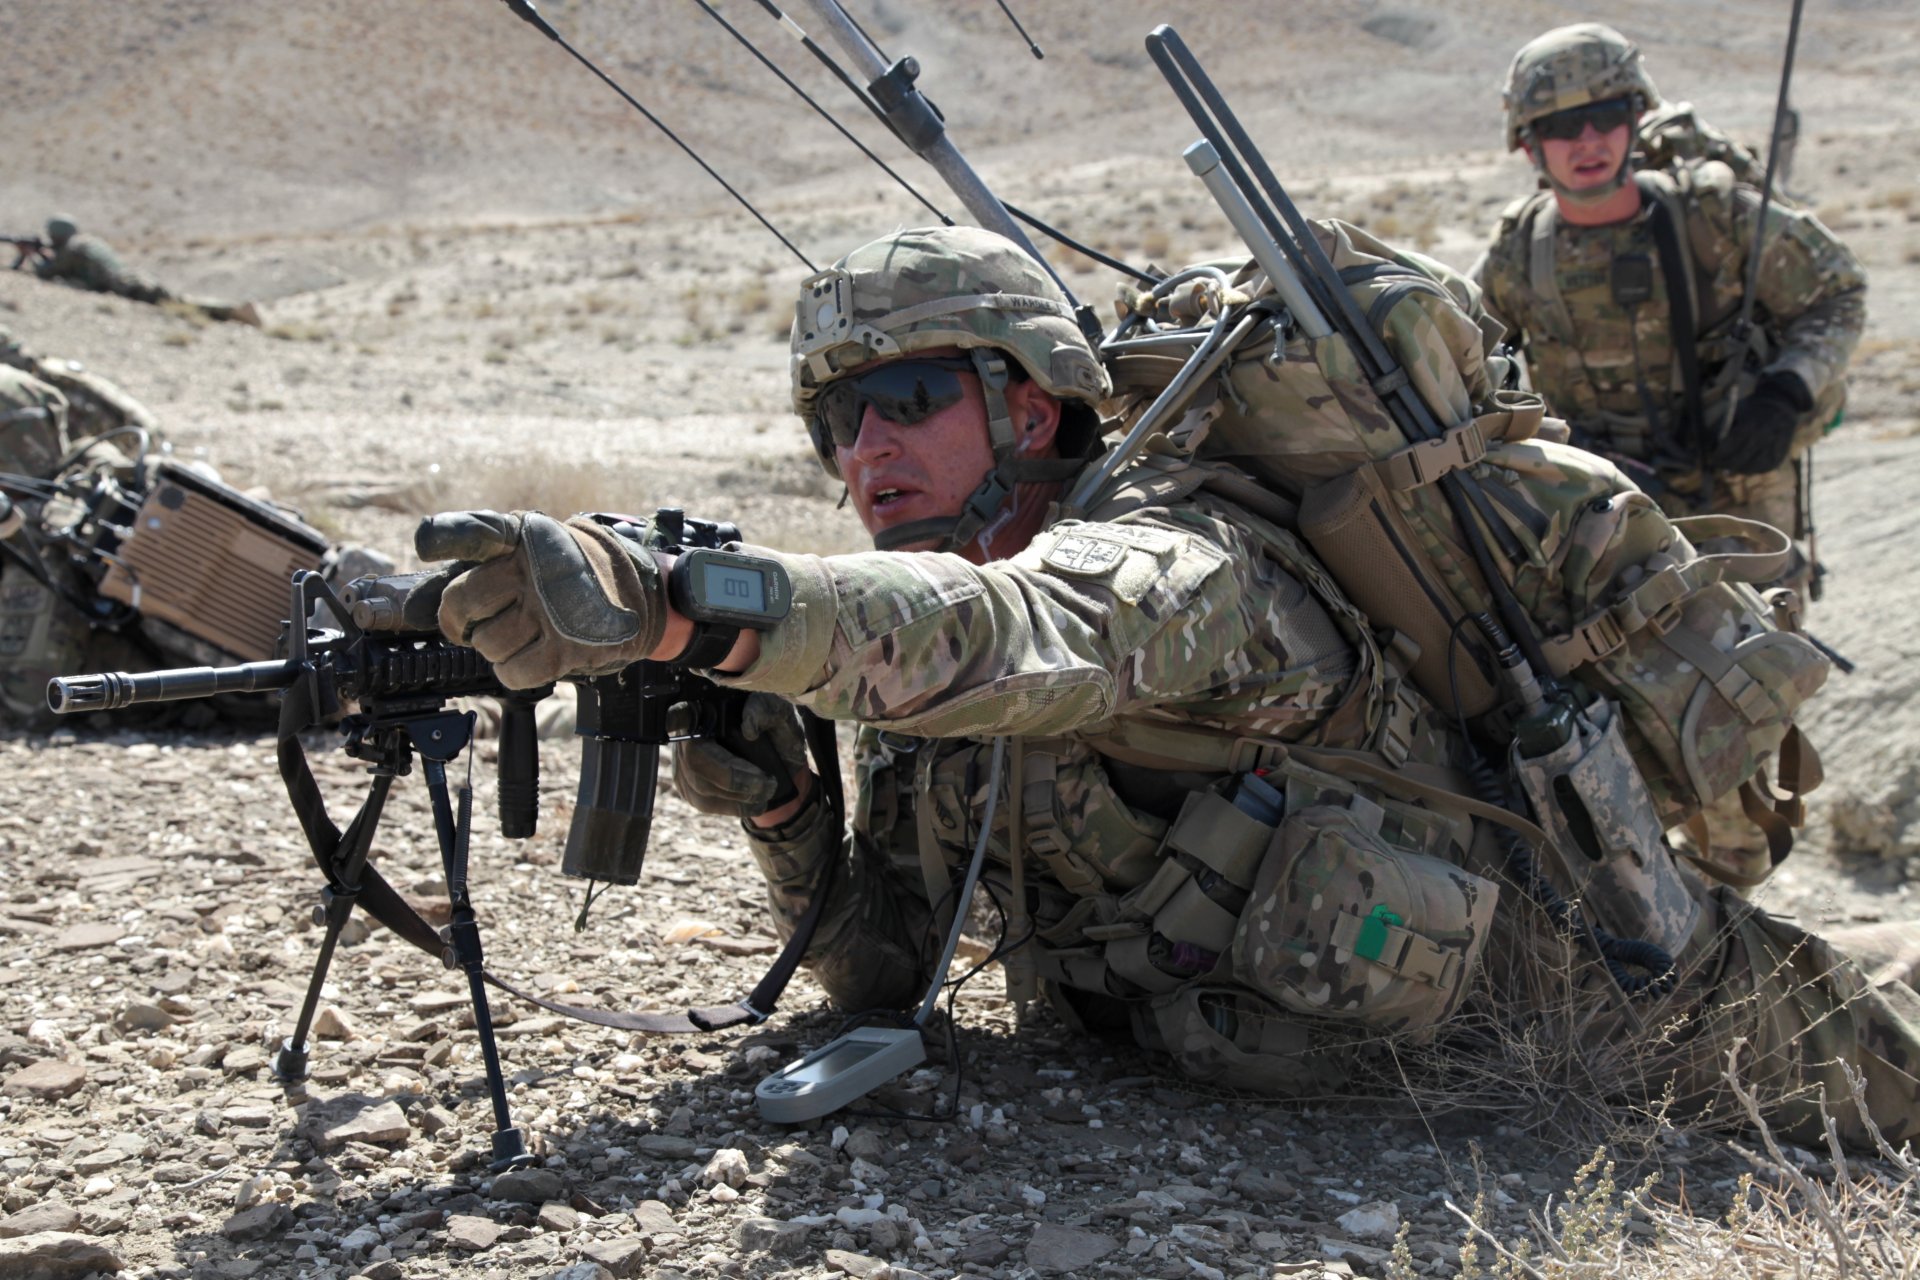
[275,685,847,1036]
[1640,184,1710,494]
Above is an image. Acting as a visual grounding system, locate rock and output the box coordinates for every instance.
[492,1167,565,1204]
[72,1150,128,1176]
[112,1002,177,1033]
[51,923,123,952]
[446,1215,503,1252]
[1026,1223,1118,1274]
[224,1105,275,1129]
[221,1044,267,1075]
[631,1200,678,1235]
[359,1262,404,1280]
[843,1126,889,1161]
[578,1236,648,1277]
[312,1006,358,1040]
[699,1147,750,1188]
[1334,1200,1400,1242]
[1321,1237,1390,1266]
[538,1202,580,1233]
[635,1134,697,1160]
[735,1216,813,1257]
[0,1200,81,1238]
[541,1266,614,1280]
[0,1231,125,1277]
[298,1095,411,1150]
[222,1203,293,1242]
[339,1226,383,1254]
[824,1249,889,1277]
[865,1216,903,1252]
[957,1235,1012,1266]
[418,1105,458,1135]
[3,1059,87,1100]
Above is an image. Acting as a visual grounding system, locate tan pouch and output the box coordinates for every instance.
[1233,801,1497,1034]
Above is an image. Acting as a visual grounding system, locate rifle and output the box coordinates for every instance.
[5,235,50,270]
[50,507,843,1169]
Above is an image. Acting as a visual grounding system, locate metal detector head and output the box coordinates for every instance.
[754,1025,926,1123]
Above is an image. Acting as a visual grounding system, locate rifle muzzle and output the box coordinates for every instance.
[48,659,300,713]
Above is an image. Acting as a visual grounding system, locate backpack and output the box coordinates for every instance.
[1099,218,1829,834]
[1635,100,1766,189]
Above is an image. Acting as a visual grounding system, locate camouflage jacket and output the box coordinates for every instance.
[34,234,165,301]
[1473,161,1865,466]
[711,463,1451,1012]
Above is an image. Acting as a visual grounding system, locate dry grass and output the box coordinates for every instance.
[1440,1065,1918,1278]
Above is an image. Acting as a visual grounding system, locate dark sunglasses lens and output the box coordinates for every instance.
[1537,101,1632,141]
[817,363,968,448]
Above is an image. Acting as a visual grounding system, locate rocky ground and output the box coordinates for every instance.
[4,3,1920,1278]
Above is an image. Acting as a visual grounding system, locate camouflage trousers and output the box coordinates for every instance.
[1138,874,1920,1153]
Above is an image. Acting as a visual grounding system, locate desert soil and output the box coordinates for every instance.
[2,3,1918,1279]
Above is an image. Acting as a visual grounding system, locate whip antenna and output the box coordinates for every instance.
[687,0,953,226]
[992,0,1045,60]
[748,0,1149,285]
[498,0,815,270]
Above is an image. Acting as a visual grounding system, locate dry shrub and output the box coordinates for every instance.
[1445,1066,1918,1278]
[462,459,642,518]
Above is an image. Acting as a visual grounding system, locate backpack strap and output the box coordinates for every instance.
[1524,194,1578,349]
[1637,172,1709,463]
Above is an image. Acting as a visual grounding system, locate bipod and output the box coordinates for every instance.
[273,697,535,1172]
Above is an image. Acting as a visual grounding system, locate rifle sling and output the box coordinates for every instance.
[276,690,845,1036]
[1640,179,1709,466]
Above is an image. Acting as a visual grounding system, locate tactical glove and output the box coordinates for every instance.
[672,691,810,820]
[416,509,666,689]
[1713,372,1811,476]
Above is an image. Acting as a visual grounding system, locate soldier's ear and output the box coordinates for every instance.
[1011,383,1062,455]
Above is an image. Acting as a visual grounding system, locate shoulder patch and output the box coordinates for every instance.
[1043,532,1129,576]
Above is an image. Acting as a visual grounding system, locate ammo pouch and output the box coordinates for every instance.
[1510,697,1700,960]
[1040,755,1497,1039]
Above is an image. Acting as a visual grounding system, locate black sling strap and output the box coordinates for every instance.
[1638,177,1711,498]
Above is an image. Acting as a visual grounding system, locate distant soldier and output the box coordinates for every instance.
[1474,26,1862,577]
[1471,24,1866,889]
[33,214,260,326]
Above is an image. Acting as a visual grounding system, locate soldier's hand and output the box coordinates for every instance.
[415,509,667,689]
[672,692,811,822]
[1713,372,1810,476]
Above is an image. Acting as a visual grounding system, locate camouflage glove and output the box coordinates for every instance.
[672,692,809,820]
[1713,372,1811,476]
[415,509,666,689]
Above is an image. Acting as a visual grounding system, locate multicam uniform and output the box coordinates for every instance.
[681,223,1920,1151]
[1474,162,1865,551]
[1476,23,1866,889]
[712,453,1920,1149]
[35,232,171,304]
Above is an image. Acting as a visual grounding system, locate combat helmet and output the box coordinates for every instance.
[790,225,1110,552]
[1503,24,1660,151]
[45,214,78,246]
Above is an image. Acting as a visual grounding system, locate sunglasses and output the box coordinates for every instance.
[1531,98,1636,143]
[809,356,987,453]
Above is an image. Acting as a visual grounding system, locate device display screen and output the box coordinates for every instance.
[702,562,767,612]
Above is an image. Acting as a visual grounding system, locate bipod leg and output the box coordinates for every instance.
[276,770,397,1083]
[415,711,536,1172]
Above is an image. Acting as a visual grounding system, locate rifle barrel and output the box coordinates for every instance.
[49,659,300,714]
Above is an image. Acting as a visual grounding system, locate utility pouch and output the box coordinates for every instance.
[1510,697,1700,958]
[1231,788,1497,1035]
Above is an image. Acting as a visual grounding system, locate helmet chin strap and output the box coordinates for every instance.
[869,349,1084,554]
[1533,139,1636,209]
